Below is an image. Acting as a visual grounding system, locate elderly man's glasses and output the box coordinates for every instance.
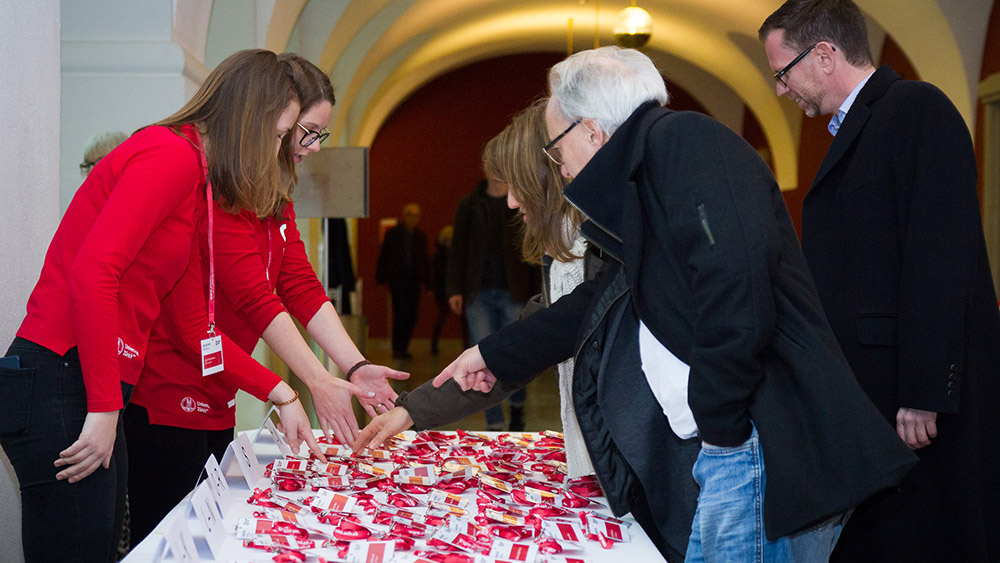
[773,44,816,87]
[296,122,330,148]
[542,119,581,166]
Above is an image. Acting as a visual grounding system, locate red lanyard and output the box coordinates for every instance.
[265,217,273,291]
[197,142,216,337]
[206,180,216,335]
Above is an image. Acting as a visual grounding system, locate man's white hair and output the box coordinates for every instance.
[548,46,669,136]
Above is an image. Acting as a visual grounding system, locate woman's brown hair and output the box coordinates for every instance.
[278,53,335,114]
[156,49,298,218]
[482,99,582,264]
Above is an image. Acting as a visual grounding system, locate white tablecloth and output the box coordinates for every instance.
[122,429,664,562]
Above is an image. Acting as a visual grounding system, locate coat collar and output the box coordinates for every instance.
[563,101,668,249]
[811,65,900,188]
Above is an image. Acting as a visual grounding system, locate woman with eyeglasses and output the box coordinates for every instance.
[0,49,324,563]
[121,53,407,545]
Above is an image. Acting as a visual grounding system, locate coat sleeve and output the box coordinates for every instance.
[479,277,597,385]
[641,113,779,447]
[67,134,202,412]
[893,85,980,414]
[396,379,520,430]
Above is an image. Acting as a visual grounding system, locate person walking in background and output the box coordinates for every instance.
[760,1,1000,560]
[430,225,454,356]
[376,202,431,359]
[447,177,537,431]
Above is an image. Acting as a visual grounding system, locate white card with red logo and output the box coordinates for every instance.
[346,540,395,563]
[203,454,234,515]
[488,538,539,562]
[310,488,357,513]
[541,519,586,543]
[586,515,631,543]
[543,557,592,563]
[200,335,224,376]
[428,488,469,509]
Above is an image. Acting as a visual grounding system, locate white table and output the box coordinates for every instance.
[123,429,664,562]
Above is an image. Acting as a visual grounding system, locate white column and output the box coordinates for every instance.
[0,1,61,559]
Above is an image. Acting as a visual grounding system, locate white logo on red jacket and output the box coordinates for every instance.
[180,397,212,414]
[280,224,288,242]
[117,338,138,359]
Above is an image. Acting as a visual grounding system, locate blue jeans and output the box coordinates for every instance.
[465,289,526,427]
[686,425,849,562]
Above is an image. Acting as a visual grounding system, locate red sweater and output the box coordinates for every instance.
[17,126,203,412]
[131,202,329,429]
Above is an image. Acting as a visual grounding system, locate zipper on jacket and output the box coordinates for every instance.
[696,203,717,250]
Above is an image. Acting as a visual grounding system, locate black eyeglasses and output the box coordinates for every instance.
[773,44,816,87]
[296,122,330,147]
[542,119,581,166]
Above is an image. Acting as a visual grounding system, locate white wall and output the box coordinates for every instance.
[60,0,188,211]
[0,2,62,560]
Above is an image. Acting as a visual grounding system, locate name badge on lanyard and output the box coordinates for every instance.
[200,144,224,377]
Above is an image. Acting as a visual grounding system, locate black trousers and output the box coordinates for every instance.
[122,404,232,544]
[0,337,130,563]
[389,280,421,355]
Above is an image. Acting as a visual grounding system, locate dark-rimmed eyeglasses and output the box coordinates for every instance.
[79,161,98,176]
[773,44,816,87]
[296,122,330,148]
[542,119,581,166]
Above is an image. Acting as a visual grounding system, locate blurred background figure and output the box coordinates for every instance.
[377,202,431,359]
[430,225,454,356]
[79,131,127,177]
[447,178,538,431]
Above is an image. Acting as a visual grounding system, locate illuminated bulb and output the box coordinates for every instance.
[614,6,653,49]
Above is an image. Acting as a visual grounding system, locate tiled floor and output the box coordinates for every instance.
[366,337,564,433]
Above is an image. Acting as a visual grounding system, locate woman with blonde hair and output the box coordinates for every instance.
[355,100,599,479]
[0,49,318,562]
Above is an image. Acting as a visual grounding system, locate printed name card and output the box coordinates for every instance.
[203,454,234,515]
[190,482,226,557]
[231,432,266,488]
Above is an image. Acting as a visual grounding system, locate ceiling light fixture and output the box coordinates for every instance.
[614,1,653,49]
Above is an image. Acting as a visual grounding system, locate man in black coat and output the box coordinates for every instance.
[431,46,917,561]
[376,203,430,359]
[760,1,1000,561]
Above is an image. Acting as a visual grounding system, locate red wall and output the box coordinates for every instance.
[359,51,748,338]
[977,0,1000,202]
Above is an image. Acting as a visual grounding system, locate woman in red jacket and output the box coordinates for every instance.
[123,53,407,544]
[0,50,321,562]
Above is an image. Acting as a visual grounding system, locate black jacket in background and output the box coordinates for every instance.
[446,180,537,304]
